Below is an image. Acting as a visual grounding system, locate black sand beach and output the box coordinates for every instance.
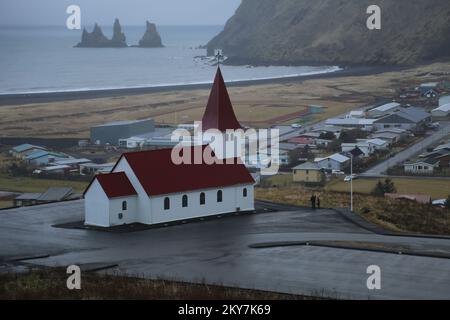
[0,66,401,106]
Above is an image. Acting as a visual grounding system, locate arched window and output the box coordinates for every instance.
[164,197,170,210]
[122,201,127,211]
[200,192,206,205]
[217,190,223,203]
[243,188,248,198]
[182,195,188,208]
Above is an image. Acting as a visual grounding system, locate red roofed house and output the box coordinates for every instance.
[84,145,255,227]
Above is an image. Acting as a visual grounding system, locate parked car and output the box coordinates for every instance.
[332,170,345,176]
[291,124,302,129]
[344,174,358,182]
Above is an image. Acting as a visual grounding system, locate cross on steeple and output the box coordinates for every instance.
[214,49,223,67]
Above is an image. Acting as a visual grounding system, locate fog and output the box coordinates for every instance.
[0,0,241,26]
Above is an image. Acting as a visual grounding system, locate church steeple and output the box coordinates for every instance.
[201,67,242,132]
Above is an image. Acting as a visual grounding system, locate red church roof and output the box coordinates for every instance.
[93,172,137,199]
[201,67,242,132]
[118,145,254,196]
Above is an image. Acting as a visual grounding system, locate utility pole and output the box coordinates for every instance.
[350,154,353,212]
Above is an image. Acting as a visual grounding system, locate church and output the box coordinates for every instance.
[84,68,255,227]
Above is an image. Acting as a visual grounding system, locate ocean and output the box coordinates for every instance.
[0,25,340,95]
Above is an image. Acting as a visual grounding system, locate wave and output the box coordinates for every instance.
[0,66,342,96]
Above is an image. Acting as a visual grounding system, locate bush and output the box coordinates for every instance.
[372,179,396,196]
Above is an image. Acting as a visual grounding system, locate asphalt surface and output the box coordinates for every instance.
[0,200,449,299]
[363,122,450,176]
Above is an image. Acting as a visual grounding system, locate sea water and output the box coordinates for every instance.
[0,25,340,95]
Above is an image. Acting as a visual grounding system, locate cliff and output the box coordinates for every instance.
[138,21,163,48]
[207,0,450,66]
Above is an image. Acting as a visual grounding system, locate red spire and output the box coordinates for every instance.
[202,67,242,132]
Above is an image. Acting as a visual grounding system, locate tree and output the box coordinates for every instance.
[372,179,396,196]
[339,129,368,143]
[384,178,396,193]
[319,132,336,140]
[372,181,385,196]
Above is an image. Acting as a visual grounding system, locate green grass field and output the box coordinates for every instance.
[0,175,88,194]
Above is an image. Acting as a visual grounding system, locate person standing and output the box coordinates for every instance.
[310,194,316,209]
[317,196,321,209]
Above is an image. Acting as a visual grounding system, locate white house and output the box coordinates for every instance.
[358,138,389,150]
[431,103,450,118]
[314,153,350,171]
[84,146,255,227]
[404,158,440,174]
[118,136,147,149]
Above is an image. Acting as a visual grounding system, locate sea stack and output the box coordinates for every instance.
[110,18,127,47]
[75,19,127,48]
[76,24,110,47]
[138,21,163,48]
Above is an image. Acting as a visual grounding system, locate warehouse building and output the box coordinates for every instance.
[90,118,155,145]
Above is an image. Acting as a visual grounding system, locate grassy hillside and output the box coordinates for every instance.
[208,0,450,66]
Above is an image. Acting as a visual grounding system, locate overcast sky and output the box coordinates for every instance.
[0,0,241,26]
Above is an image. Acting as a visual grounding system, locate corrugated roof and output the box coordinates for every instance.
[432,103,450,112]
[326,118,376,126]
[201,67,242,132]
[366,138,388,146]
[397,107,430,123]
[15,193,42,200]
[118,145,254,196]
[25,150,67,160]
[37,187,73,202]
[293,162,321,170]
[95,172,137,199]
[370,102,401,112]
[12,144,45,153]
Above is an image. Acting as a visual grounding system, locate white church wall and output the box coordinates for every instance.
[150,184,254,225]
[113,157,152,224]
[108,196,138,226]
[84,179,110,227]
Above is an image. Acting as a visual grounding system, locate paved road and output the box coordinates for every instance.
[0,200,449,299]
[363,122,450,176]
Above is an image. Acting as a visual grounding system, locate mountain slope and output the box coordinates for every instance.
[207,0,450,66]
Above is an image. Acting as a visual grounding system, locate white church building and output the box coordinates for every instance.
[84,67,255,227]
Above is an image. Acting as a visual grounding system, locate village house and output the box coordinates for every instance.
[14,187,78,207]
[79,162,115,175]
[358,138,390,151]
[325,118,376,131]
[314,153,350,171]
[10,144,47,159]
[292,162,324,183]
[373,107,431,131]
[431,103,450,118]
[341,142,374,157]
[24,150,69,166]
[434,142,450,152]
[404,158,440,174]
[439,95,450,106]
